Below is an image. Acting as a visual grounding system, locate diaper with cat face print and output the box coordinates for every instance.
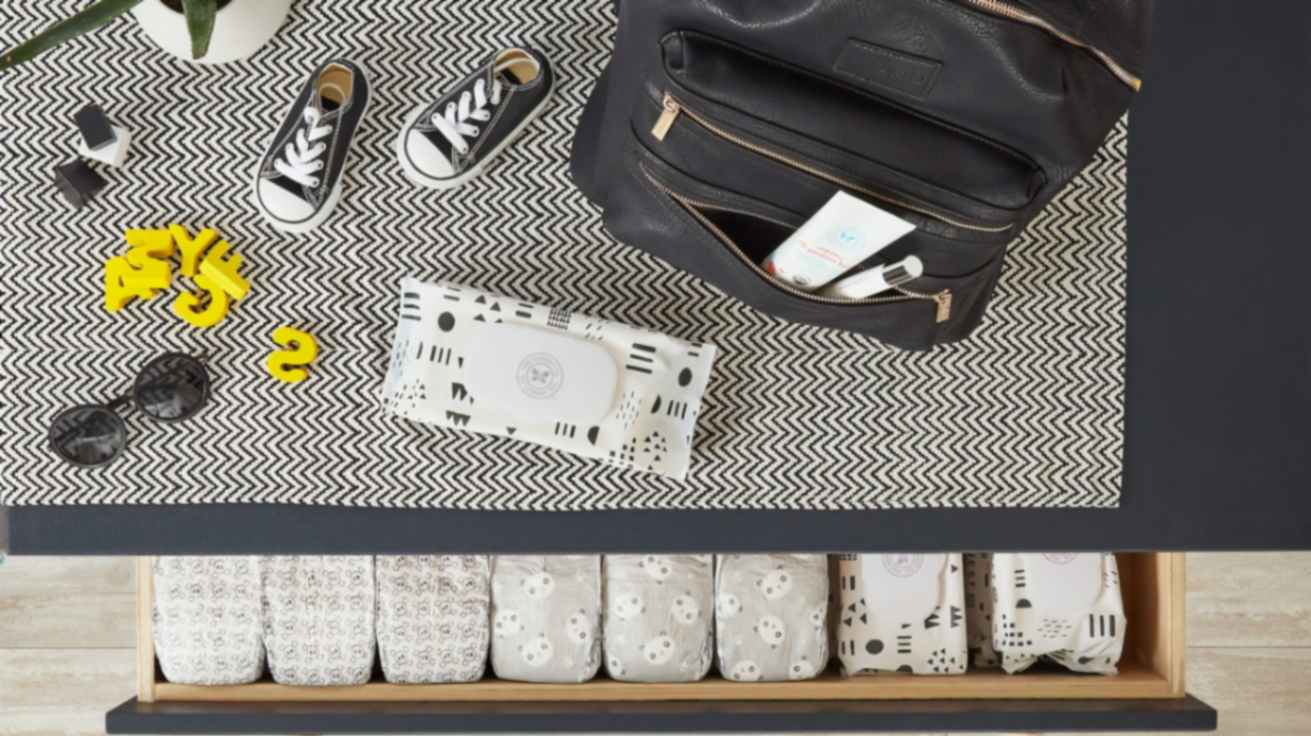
[835,553,967,676]
[714,554,829,682]
[490,555,602,683]
[375,556,491,684]
[603,555,714,682]
[153,556,265,685]
[260,556,377,686]
[991,552,1125,675]
[964,553,1001,669]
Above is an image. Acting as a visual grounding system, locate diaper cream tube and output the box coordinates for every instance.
[762,191,916,291]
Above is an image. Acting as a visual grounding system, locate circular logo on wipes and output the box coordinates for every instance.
[516,352,564,399]
[881,554,924,578]
[1042,553,1079,565]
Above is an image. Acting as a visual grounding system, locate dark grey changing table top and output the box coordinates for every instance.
[8,2,1311,555]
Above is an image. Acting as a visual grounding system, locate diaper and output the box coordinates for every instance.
[375,556,491,684]
[260,556,376,686]
[381,278,717,481]
[152,556,264,685]
[991,552,1125,674]
[964,553,1001,669]
[836,553,967,676]
[603,555,714,682]
[491,555,602,683]
[715,554,829,682]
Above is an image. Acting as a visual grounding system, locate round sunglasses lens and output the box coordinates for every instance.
[135,354,210,421]
[49,406,127,466]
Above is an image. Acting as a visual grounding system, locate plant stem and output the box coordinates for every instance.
[0,0,144,72]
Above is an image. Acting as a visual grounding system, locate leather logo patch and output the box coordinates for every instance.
[834,40,942,98]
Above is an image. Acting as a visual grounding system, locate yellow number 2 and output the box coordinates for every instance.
[267,326,319,384]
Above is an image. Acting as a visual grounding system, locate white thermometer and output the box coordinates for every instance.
[820,255,924,299]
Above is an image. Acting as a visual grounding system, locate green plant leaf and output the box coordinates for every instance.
[182,0,217,60]
[0,0,143,72]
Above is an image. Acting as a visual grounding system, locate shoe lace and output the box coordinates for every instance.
[274,107,334,188]
[431,77,503,156]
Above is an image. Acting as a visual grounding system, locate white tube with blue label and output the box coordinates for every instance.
[761,191,916,291]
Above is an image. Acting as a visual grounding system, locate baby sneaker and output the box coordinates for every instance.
[397,47,553,189]
[255,59,370,233]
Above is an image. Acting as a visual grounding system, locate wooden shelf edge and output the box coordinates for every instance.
[153,665,1176,703]
[136,556,156,704]
[1170,552,1187,696]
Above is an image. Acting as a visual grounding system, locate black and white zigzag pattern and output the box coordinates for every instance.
[0,0,1127,510]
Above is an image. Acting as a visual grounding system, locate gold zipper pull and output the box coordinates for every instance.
[651,93,681,141]
[934,290,953,323]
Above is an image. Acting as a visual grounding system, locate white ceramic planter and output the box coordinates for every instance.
[132,0,293,65]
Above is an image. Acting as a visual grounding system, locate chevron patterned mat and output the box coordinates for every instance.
[0,0,1127,510]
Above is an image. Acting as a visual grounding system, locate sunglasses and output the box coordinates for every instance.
[48,352,211,467]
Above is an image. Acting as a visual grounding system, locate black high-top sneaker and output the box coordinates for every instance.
[255,59,370,233]
[397,47,553,190]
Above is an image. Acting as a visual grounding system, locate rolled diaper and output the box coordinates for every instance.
[375,556,490,683]
[991,552,1125,674]
[152,556,264,685]
[260,556,376,686]
[491,555,602,683]
[964,553,1001,669]
[603,555,713,682]
[715,554,829,681]
[836,553,967,676]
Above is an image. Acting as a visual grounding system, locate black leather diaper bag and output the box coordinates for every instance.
[571,0,1152,350]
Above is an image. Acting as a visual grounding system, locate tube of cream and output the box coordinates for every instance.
[820,255,924,299]
[762,191,916,291]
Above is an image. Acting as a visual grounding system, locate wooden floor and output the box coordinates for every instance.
[1,554,1308,735]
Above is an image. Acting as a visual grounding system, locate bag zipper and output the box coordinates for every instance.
[651,92,1013,235]
[962,0,1142,91]
[640,164,952,322]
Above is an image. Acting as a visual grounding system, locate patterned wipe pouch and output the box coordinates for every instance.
[261,556,377,686]
[964,553,1002,669]
[490,555,603,683]
[991,553,1125,674]
[603,555,714,682]
[153,557,265,685]
[836,553,967,676]
[381,279,717,480]
[375,556,491,684]
[715,554,829,682]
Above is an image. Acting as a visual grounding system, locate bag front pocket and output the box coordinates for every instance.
[639,88,1018,251]
[642,164,955,323]
[625,147,1006,349]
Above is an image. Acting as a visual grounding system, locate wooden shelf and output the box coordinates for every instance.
[140,553,1185,704]
[153,661,1174,702]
